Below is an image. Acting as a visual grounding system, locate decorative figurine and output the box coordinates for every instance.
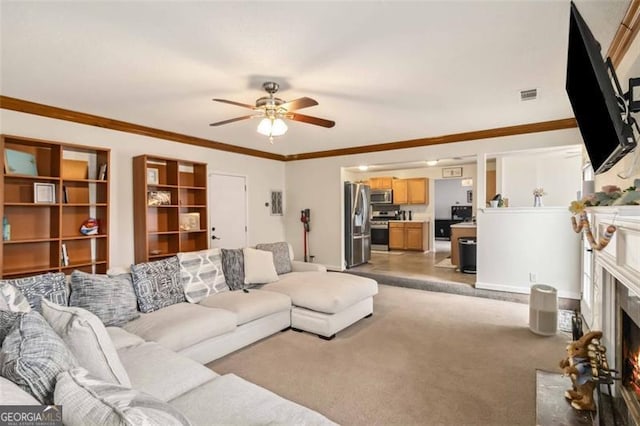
[559,330,602,411]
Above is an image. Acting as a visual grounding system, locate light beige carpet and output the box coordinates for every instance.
[207,284,569,425]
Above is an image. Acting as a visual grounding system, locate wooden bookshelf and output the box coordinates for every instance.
[133,155,208,263]
[1,135,110,278]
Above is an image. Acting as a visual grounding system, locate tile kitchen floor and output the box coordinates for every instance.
[351,240,476,287]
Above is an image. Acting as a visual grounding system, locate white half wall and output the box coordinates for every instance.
[476,207,581,299]
[1,110,287,268]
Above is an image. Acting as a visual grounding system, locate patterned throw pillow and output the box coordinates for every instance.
[130,257,185,314]
[41,299,131,387]
[0,311,77,404]
[1,272,68,313]
[221,249,245,291]
[55,368,191,426]
[177,248,229,303]
[69,271,140,326]
[256,242,293,275]
[0,282,31,312]
[0,310,22,346]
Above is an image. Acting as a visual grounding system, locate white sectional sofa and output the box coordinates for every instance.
[0,242,378,424]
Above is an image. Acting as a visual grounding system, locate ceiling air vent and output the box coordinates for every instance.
[520,88,537,101]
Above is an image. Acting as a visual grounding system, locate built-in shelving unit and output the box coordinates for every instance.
[1,135,110,278]
[133,155,208,263]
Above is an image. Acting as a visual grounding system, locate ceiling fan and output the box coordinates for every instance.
[210,82,335,143]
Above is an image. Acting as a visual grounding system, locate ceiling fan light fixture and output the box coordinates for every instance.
[257,118,273,136]
[426,160,438,166]
[271,118,288,136]
[358,165,369,171]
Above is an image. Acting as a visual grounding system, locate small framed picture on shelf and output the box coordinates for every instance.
[5,149,38,176]
[442,167,463,178]
[147,168,159,185]
[34,183,56,204]
[147,190,171,206]
[179,212,200,231]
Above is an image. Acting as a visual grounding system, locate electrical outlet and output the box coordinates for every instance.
[529,273,537,283]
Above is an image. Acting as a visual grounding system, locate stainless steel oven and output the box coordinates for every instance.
[371,221,389,251]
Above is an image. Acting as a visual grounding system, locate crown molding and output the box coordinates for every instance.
[1,95,576,162]
[607,0,640,68]
[0,95,285,161]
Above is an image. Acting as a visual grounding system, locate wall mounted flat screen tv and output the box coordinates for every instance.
[566,2,636,174]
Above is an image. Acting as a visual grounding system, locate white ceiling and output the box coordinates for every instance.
[0,1,629,157]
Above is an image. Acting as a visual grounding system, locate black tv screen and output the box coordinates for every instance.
[566,2,636,174]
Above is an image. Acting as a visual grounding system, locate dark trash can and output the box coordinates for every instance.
[458,237,477,274]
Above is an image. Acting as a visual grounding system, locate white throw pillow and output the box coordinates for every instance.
[41,299,131,387]
[243,247,279,285]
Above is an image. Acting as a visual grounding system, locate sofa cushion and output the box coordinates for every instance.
[0,376,40,405]
[123,302,236,352]
[256,242,292,275]
[221,248,245,290]
[199,289,291,325]
[177,248,229,303]
[117,341,218,402]
[169,374,336,425]
[40,299,130,387]
[106,326,146,350]
[243,247,279,285]
[0,282,31,312]
[55,367,191,426]
[0,311,77,404]
[130,256,185,313]
[68,271,140,326]
[1,272,67,313]
[263,271,379,314]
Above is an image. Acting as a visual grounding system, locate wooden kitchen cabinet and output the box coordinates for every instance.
[389,221,427,251]
[368,176,393,190]
[392,178,428,205]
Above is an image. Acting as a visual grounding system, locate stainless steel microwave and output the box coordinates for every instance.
[370,189,393,204]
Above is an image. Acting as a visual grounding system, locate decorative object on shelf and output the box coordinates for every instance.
[559,330,603,411]
[442,167,463,178]
[466,190,472,203]
[33,183,56,204]
[61,243,69,266]
[80,218,99,235]
[149,249,162,255]
[147,191,171,206]
[270,190,283,216]
[147,168,159,185]
[533,188,546,207]
[179,212,200,231]
[62,186,69,204]
[4,148,38,176]
[3,216,10,241]
[97,163,107,180]
[62,159,88,179]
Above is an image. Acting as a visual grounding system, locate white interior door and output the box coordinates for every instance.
[209,173,247,249]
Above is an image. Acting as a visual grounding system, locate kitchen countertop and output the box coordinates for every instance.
[388,220,428,223]
[450,222,477,228]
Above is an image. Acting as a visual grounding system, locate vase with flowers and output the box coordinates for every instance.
[533,188,546,207]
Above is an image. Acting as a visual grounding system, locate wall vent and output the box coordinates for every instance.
[520,88,538,101]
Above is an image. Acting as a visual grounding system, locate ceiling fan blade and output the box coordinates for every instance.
[280,97,318,111]
[288,112,335,128]
[209,115,253,126]
[212,98,256,109]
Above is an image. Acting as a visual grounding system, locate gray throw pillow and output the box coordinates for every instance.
[130,256,185,313]
[0,310,22,346]
[55,367,191,426]
[1,272,67,313]
[0,311,77,404]
[0,282,31,312]
[256,242,292,275]
[69,271,140,326]
[221,249,245,290]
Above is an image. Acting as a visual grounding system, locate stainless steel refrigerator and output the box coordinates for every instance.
[345,182,371,268]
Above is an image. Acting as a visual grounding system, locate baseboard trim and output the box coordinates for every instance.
[475,281,580,300]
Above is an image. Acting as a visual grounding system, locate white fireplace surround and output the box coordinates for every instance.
[582,206,640,387]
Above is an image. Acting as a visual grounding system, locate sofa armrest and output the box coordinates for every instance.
[290,260,327,273]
